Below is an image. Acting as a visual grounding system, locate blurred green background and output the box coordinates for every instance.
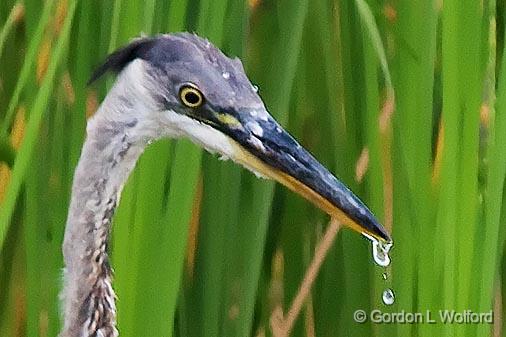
[1,0,506,336]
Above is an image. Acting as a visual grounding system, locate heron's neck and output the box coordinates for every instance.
[60,120,142,337]
[60,62,160,337]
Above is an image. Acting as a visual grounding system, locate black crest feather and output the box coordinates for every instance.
[87,37,157,85]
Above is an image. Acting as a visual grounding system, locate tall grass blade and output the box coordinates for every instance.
[0,0,77,250]
[0,0,56,136]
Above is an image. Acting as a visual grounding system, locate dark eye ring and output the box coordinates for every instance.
[179,84,204,108]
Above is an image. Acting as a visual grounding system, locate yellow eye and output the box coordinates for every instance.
[179,84,204,108]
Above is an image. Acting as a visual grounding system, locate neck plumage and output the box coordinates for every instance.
[60,61,160,337]
[60,121,141,337]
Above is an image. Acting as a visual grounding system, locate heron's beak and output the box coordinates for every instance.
[213,108,391,243]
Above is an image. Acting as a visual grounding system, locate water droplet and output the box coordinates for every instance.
[363,234,393,267]
[252,84,259,93]
[222,72,230,79]
[364,235,393,267]
[246,121,264,137]
[373,240,392,267]
[382,272,388,280]
[147,139,154,145]
[382,288,395,305]
[276,127,282,133]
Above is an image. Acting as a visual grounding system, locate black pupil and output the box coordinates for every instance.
[185,91,200,105]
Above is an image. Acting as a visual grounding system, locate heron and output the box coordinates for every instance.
[60,32,391,337]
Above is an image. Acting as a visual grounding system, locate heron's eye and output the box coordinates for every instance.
[179,84,204,108]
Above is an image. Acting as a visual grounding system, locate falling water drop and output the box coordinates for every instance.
[362,233,395,305]
[382,288,395,305]
[252,84,259,93]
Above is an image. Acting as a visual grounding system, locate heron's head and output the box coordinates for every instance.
[90,33,391,243]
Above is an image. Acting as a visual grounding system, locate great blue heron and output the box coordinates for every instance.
[60,32,391,337]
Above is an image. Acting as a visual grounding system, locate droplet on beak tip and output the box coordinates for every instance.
[372,240,392,267]
[362,233,393,267]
